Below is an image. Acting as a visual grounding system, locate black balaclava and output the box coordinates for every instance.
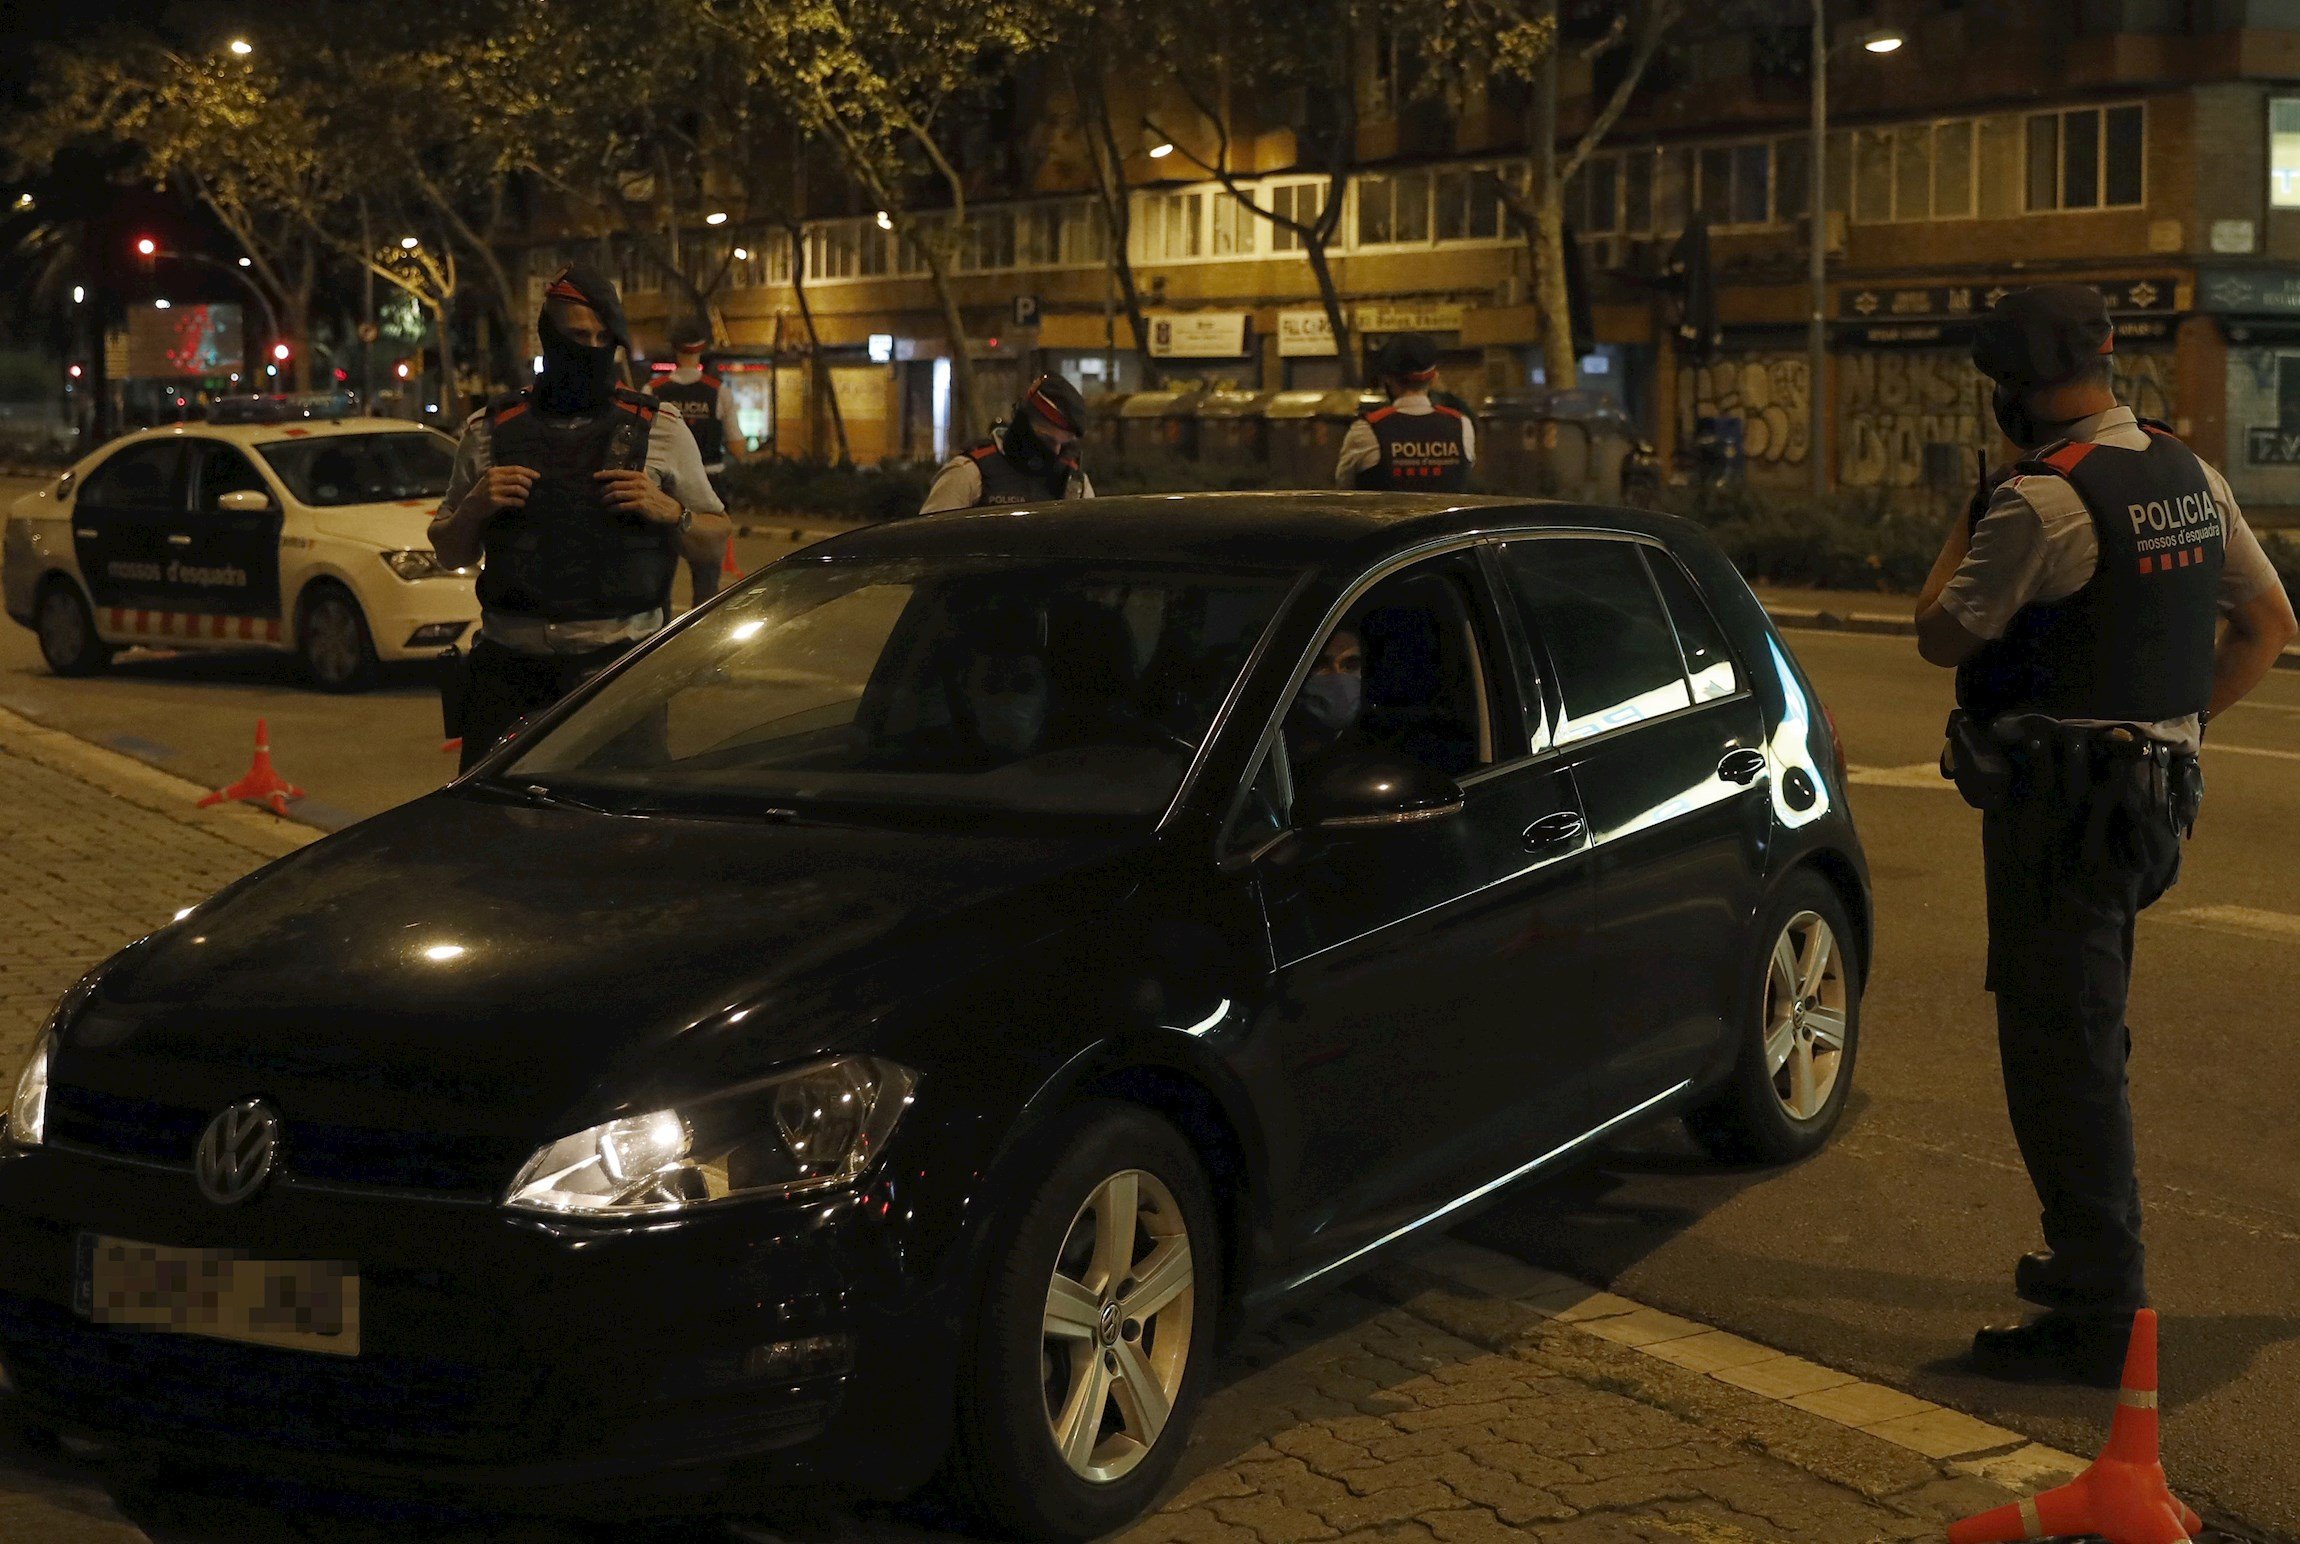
[535,263,630,415]
[1001,373,1088,492]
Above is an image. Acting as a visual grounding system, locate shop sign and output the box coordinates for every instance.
[1148,312,1249,358]
[1838,277,2181,322]
[2201,270,2300,315]
[1355,300,1466,335]
[1278,309,1336,357]
[2245,427,2300,465]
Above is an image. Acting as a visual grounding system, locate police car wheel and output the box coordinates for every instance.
[297,584,379,694]
[948,1101,1218,1541]
[1687,871,1861,1165]
[35,581,112,677]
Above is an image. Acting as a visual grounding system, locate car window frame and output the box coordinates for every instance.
[1215,534,1535,858]
[77,438,189,516]
[1495,531,1753,755]
[183,436,280,517]
[1637,545,1747,706]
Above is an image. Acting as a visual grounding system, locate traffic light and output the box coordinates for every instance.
[394,359,415,379]
[135,237,157,258]
[271,342,292,362]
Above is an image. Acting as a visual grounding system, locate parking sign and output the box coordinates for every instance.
[1012,295,1042,328]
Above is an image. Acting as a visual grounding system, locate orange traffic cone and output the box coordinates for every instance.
[196,718,306,819]
[1948,1310,2203,1544]
[720,533,741,584]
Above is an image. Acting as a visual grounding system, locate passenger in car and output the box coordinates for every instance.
[1285,625,1368,772]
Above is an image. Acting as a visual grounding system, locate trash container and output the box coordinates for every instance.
[1476,389,1636,503]
[1083,392,1130,463]
[1264,389,1382,489]
[1116,388,1204,463]
[1193,390,1275,470]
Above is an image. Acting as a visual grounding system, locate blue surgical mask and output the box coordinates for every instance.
[1296,672,1362,734]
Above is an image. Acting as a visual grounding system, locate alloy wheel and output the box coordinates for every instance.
[38,590,89,669]
[1041,1167,1196,1484]
[304,594,366,687]
[1764,910,1848,1121]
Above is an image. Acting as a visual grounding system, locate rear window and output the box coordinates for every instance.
[257,432,454,507]
[1498,538,1692,743]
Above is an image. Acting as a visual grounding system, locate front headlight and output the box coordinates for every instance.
[504,1056,918,1218]
[382,548,463,581]
[5,1033,51,1149]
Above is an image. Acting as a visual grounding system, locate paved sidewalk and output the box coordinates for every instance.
[0,706,2098,1543]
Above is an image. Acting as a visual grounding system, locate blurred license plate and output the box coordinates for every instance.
[75,1235,360,1357]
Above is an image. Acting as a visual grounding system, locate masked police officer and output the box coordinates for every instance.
[1334,333,1477,490]
[919,372,1094,513]
[1915,285,2297,1383]
[430,265,732,771]
[655,322,747,603]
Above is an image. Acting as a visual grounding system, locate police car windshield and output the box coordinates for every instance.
[257,432,455,507]
[497,556,1293,821]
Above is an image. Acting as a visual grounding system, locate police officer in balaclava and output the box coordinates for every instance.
[430,264,731,770]
[919,372,1096,514]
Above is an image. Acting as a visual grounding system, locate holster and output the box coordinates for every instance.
[1940,709,2014,810]
[438,644,471,739]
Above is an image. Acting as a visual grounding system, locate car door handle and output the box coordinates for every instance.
[1716,748,1768,785]
[1522,811,1585,850]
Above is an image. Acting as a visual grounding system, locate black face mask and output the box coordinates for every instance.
[1990,384,2038,449]
[536,311,621,414]
[1001,413,1072,490]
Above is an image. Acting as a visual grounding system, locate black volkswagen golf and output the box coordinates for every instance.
[0,493,1867,1539]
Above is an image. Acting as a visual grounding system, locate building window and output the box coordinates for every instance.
[2026,104,2145,212]
[1144,190,1203,260]
[1061,202,1112,265]
[2274,100,2300,207]
[1210,196,1253,257]
[1357,174,1396,245]
[1730,142,1771,225]
[1263,180,1326,251]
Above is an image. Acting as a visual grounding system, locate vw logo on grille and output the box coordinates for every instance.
[194,1100,282,1206]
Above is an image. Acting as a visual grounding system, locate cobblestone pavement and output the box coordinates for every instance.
[0,708,2072,1543]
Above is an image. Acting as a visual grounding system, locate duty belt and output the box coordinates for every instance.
[1983,713,2202,839]
[479,607,664,657]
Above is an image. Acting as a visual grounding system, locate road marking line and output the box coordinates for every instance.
[1847,763,1955,789]
[2157,904,2300,941]
[2207,740,2300,762]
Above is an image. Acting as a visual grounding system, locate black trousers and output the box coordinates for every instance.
[456,636,631,772]
[1980,758,2185,1311]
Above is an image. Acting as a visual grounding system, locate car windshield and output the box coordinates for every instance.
[499,556,1294,821]
[257,432,455,507]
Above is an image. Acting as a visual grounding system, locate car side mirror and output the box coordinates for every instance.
[217,489,274,513]
[1293,748,1465,832]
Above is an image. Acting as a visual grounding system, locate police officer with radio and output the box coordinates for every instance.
[918,372,1095,513]
[430,265,731,771]
[1915,285,2297,1383]
[1334,333,1476,491]
[655,322,747,603]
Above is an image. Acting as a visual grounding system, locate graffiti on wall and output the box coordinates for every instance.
[2111,350,2177,427]
[1835,351,1994,490]
[1678,356,1810,473]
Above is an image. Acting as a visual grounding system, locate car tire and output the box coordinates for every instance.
[297,583,380,693]
[1686,870,1862,1165]
[34,580,112,677]
[949,1100,1221,1542]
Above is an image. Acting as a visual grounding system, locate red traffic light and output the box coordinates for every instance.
[66,364,83,379]
[135,237,158,257]
[271,342,292,362]
[394,361,411,379]
[333,367,348,383]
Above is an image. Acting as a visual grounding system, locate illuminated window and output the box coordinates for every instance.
[2271,99,2300,207]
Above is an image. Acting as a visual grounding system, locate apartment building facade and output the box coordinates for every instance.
[571,1,2300,518]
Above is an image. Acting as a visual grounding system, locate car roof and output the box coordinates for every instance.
[85,418,446,460]
[812,491,1700,572]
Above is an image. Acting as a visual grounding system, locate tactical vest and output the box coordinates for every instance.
[1354,404,1471,491]
[477,388,678,623]
[655,372,726,466]
[1956,427,2225,723]
[960,436,1068,506]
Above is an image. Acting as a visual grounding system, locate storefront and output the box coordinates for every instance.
[2199,268,2300,518]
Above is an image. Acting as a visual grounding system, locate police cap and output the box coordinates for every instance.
[1374,332,1442,385]
[542,263,631,353]
[1019,372,1089,437]
[1971,284,2113,389]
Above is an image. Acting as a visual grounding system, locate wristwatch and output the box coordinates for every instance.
[676,504,693,535]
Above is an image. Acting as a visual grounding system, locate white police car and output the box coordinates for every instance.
[2,402,476,692]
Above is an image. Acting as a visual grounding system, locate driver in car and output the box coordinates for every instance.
[1284,624,1367,771]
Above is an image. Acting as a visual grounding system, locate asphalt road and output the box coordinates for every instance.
[0,476,838,828]
[8,467,2300,1534]
[1466,627,2300,1540]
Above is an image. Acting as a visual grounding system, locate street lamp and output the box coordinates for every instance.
[237,256,252,267]
[704,211,728,226]
[399,236,420,250]
[71,286,84,304]
[136,237,158,257]
[874,210,894,230]
[228,38,253,56]
[1806,11,1906,499]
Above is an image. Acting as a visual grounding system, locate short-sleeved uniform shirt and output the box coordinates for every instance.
[1939,404,2280,750]
[660,365,746,472]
